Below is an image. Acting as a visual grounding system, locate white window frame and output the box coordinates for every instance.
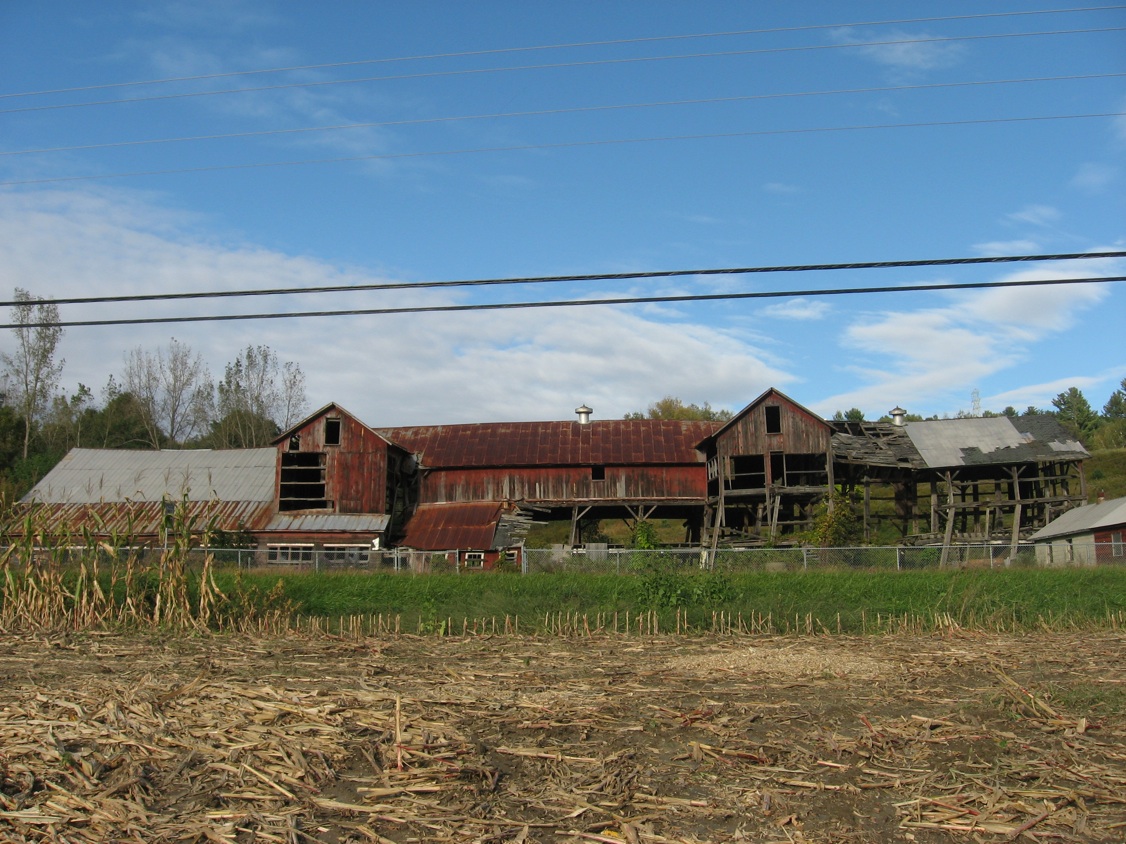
[267,544,314,565]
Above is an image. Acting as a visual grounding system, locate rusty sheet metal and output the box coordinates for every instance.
[397,502,504,551]
[380,420,719,468]
[14,499,274,539]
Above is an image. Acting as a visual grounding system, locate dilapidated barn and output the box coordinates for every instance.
[17,388,1090,565]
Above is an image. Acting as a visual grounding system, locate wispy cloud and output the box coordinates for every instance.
[763,182,801,195]
[830,28,968,77]
[760,299,829,320]
[1070,162,1119,194]
[973,239,1040,256]
[1005,205,1061,227]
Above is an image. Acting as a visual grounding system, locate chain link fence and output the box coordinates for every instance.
[9,542,1121,573]
[522,542,1123,573]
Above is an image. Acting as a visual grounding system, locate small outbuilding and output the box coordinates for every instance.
[1028,495,1126,565]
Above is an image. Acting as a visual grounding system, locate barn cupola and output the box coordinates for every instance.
[889,406,907,426]
[575,404,593,424]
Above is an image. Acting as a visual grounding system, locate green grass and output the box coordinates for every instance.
[215,567,1126,635]
[1086,448,1126,502]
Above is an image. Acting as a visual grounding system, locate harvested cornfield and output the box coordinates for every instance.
[0,630,1123,842]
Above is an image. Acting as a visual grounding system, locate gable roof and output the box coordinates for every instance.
[698,387,828,447]
[1029,496,1126,542]
[274,402,398,448]
[379,420,717,468]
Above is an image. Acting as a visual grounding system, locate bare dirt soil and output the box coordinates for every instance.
[0,629,1124,843]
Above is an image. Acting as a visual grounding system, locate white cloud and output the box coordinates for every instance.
[760,299,829,320]
[830,28,967,76]
[1005,205,1061,227]
[811,260,1118,419]
[763,182,801,195]
[1070,162,1119,194]
[973,239,1040,256]
[0,188,795,426]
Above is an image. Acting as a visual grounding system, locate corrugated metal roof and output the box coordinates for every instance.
[22,448,278,505]
[397,502,503,550]
[903,418,1088,469]
[17,499,274,538]
[380,420,717,468]
[264,512,390,533]
[1029,496,1126,541]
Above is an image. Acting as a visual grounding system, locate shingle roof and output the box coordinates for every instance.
[1029,496,1126,541]
[902,417,1087,469]
[379,420,717,468]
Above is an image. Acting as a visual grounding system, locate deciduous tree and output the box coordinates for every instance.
[625,396,732,422]
[123,339,211,448]
[1,289,64,459]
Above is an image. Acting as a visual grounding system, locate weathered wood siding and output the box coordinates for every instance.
[418,465,707,505]
[281,413,389,513]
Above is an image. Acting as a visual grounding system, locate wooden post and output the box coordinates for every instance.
[940,471,956,567]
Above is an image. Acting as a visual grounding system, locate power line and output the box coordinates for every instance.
[3,27,1122,116]
[4,111,1119,188]
[4,6,1121,100]
[5,72,1121,159]
[5,276,1122,330]
[3,252,1120,309]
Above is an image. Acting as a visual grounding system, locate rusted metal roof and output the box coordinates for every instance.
[396,502,505,551]
[22,448,278,505]
[380,420,718,469]
[16,499,274,539]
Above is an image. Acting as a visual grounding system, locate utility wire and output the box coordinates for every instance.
[6,276,1123,330]
[4,6,1122,99]
[3,252,1120,309]
[5,72,1121,158]
[4,111,1119,187]
[3,27,1122,115]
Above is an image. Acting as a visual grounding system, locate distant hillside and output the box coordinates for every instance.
[1086,448,1126,502]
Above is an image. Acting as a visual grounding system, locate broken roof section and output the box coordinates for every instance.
[902,417,1088,469]
[380,420,718,468]
[396,502,532,551]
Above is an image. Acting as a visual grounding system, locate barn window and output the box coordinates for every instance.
[764,405,782,434]
[591,465,606,481]
[267,544,313,565]
[1114,531,1124,557]
[323,544,371,566]
[464,551,485,568]
[325,418,342,446]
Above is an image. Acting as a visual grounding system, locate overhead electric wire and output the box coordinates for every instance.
[6,276,1123,330]
[3,27,1123,116]
[3,251,1120,309]
[3,5,1121,100]
[3,111,1119,188]
[4,72,1122,159]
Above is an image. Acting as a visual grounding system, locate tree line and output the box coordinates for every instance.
[0,289,308,499]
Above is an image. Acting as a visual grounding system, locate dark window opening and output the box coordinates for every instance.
[324,418,341,446]
[729,454,766,490]
[764,405,782,434]
[770,451,785,485]
[591,465,606,481]
[279,451,329,510]
[289,434,301,451]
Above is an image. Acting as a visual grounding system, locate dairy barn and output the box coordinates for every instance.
[17,389,1090,569]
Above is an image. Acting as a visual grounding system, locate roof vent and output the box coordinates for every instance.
[575,404,593,425]
[889,406,907,427]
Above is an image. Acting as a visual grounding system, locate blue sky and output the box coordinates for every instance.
[1,2,1124,427]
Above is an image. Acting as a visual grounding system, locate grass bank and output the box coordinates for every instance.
[222,567,1126,635]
